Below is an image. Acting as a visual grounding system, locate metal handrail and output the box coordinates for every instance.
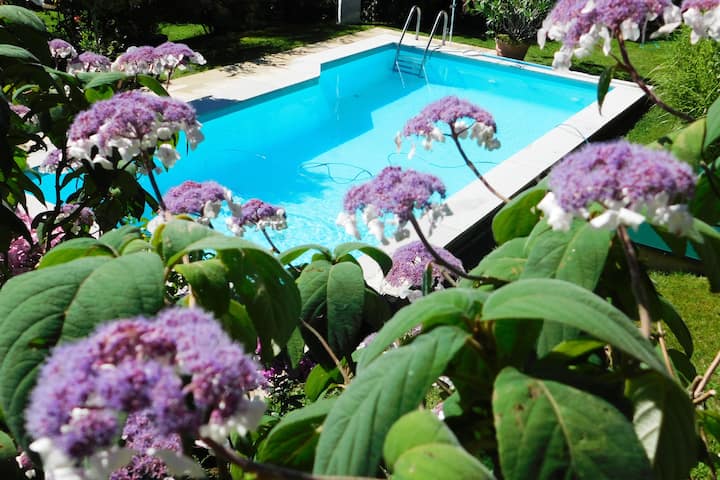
[421,10,448,68]
[394,5,421,65]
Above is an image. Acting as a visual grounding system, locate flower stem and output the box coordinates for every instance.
[615,34,694,123]
[146,159,167,211]
[656,322,676,379]
[616,225,652,338]
[449,127,508,203]
[694,349,720,400]
[408,215,505,287]
[260,226,281,254]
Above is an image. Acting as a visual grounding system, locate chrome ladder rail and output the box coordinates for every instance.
[394,5,421,75]
[421,10,448,68]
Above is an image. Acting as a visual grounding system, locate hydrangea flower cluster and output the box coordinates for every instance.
[67,90,203,169]
[538,0,682,69]
[382,240,465,299]
[337,166,447,244]
[112,42,206,77]
[9,103,31,118]
[227,199,287,236]
[537,140,697,233]
[48,38,77,60]
[26,307,265,480]
[682,0,720,43]
[398,96,500,158]
[68,51,112,74]
[163,180,231,222]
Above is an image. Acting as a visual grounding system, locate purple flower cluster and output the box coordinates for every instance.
[682,0,720,42]
[68,51,112,73]
[9,103,31,118]
[399,96,499,155]
[538,0,682,69]
[26,307,265,478]
[538,140,697,233]
[337,166,447,244]
[383,240,465,299]
[39,148,80,174]
[48,38,77,60]
[58,203,96,234]
[227,198,287,235]
[164,180,227,217]
[67,90,203,169]
[112,42,206,76]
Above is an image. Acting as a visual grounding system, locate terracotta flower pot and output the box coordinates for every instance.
[495,36,530,60]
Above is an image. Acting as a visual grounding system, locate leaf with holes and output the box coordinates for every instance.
[314,326,469,476]
[494,368,653,479]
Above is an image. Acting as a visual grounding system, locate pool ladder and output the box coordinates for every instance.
[394,6,448,77]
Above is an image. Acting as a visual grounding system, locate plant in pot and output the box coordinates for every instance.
[465,0,555,60]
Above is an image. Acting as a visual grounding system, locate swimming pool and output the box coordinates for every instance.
[156,42,603,251]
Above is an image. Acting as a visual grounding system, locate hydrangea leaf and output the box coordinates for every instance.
[76,71,129,89]
[461,237,527,285]
[494,367,653,479]
[37,237,116,268]
[326,262,365,357]
[705,95,720,149]
[597,65,614,113]
[0,253,165,448]
[358,288,488,371]
[393,443,495,480]
[175,258,231,316]
[304,363,342,402]
[661,118,706,168]
[98,224,143,253]
[333,242,392,275]
[297,259,332,324]
[482,279,668,376]
[314,326,469,476]
[383,410,460,470]
[136,74,169,97]
[658,297,693,357]
[0,6,46,32]
[627,372,697,480]
[0,44,39,63]
[491,185,546,244]
[278,244,331,265]
[689,218,720,292]
[256,398,336,471]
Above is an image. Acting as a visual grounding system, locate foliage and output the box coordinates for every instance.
[465,0,555,43]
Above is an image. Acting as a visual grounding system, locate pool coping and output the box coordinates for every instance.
[168,28,647,290]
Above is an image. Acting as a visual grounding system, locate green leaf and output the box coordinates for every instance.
[175,259,230,316]
[0,44,38,62]
[521,220,612,290]
[482,279,668,376]
[297,259,331,324]
[326,262,365,356]
[305,363,342,402]
[704,94,720,149]
[628,372,697,480]
[219,300,257,353]
[84,85,115,103]
[383,410,459,470]
[0,253,164,447]
[333,242,392,275]
[0,429,17,462]
[136,74,169,97]
[314,326,469,476]
[99,224,143,252]
[358,288,487,370]
[77,71,129,89]
[38,238,116,268]
[658,297,693,357]
[463,237,527,284]
[0,6,46,32]
[667,349,697,386]
[393,443,495,480]
[256,398,335,471]
[494,368,653,480]
[278,244,331,265]
[492,185,546,244]
[543,339,606,363]
[286,327,305,369]
[689,219,720,292]
[664,118,706,167]
[597,65,614,113]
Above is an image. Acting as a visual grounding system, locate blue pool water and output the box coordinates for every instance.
[49,45,600,250]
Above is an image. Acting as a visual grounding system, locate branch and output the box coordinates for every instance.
[449,125,508,203]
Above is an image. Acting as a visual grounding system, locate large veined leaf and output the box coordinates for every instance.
[314,326,469,476]
[333,242,392,275]
[628,372,697,480]
[98,224,143,253]
[326,261,365,356]
[482,279,668,376]
[393,443,495,480]
[492,185,546,244]
[705,94,720,149]
[37,238,116,268]
[494,368,653,479]
[76,71,129,89]
[256,398,335,471]
[383,410,460,470]
[462,237,527,284]
[278,244,331,265]
[662,118,706,167]
[521,220,612,290]
[0,253,165,446]
[0,6,47,32]
[689,219,720,292]
[174,258,230,316]
[658,297,693,357]
[358,288,488,370]
[0,44,38,62]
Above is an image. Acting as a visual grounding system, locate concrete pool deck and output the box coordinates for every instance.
[168,27,647,288]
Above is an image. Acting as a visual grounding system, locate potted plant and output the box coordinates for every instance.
[465,0,555,60]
